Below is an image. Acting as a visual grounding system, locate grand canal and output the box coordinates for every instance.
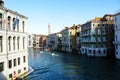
[25,48,120,80]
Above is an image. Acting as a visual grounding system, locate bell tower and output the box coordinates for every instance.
[48,24,51,35]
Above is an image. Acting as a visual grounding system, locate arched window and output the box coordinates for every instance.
[116,35,117,41]
[22,21,25,32]
[93,50,95,54]
[8,16,11,30]
[17,37,19,50]
[116,25,117,30]
[104,49,106,54]
[13,37,15,50]
[98,50,101,54]
[85,49,87,54]
[8,36,11,51]
[23,37,25,49]
[13,18,15,30]
[0,36,2,52]
[17,19,19,32]
[89,50,91,54]
[0,13,2,29]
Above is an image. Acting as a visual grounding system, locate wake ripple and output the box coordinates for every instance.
[28,66,34,75]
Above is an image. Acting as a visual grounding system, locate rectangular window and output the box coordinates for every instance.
[18,58,20,65]
[23,37,25,49]
[14,59,16,67]
[24,67,26,70]
[116,51,118,55]
[9,60,12,68]
[18,69,21,74]
[116,25,117,30]
[8,37,11,51]
[23,56,26,63]
[116,45,118,50]
[0,36,2,52]
[9,73,12,79]
[115,17,117,21]
[0,16,2,29]
[0,62,4,72]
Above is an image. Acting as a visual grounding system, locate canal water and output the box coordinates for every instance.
[25,48,120,80]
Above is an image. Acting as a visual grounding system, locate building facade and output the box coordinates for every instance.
[46,32,61,51]
[0,1,28,80]
[39,35,47,50]
[113,11,120,59]
[28,34,34,47]
[61,24,80,52]
[81,15,114,57]
[61,27,72,52]
[33,34,41,48]
[29,34,46,49]
[76,25,81,53]
[102,15,114,58]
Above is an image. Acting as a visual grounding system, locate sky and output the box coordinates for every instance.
[4,0,120,35]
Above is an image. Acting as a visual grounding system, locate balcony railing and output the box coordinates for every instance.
[113,41,120,44]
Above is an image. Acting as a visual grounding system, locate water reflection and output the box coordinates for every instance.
[25,48,120,80]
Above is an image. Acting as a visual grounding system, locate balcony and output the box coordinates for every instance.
[113,41,120,44]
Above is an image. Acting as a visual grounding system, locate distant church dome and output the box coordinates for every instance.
[0,0,4,7]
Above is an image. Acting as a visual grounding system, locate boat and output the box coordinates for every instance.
[40,51,43,53]
[39,47,43,53]
[51,53,55,56]
[45,47,51,51]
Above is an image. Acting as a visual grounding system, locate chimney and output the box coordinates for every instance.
[65,27,68,29]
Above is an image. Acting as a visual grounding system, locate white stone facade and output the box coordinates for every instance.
[46,33,61,50]
[33,34,41,48]
[114,12,120,59]
[0,5,28,80]
[28,34,34,47]
[61,28,72,52]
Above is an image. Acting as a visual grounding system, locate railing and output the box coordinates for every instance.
[113,41,120,44]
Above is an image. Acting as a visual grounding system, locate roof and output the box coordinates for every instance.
[114,12,120,16]
[61,24,81,32]
[48,31,61,35]
[92,17,101,22]
[0,5,28,19]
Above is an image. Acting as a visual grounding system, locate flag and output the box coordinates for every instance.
[13,17,18,29]
[2,10,7,24]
